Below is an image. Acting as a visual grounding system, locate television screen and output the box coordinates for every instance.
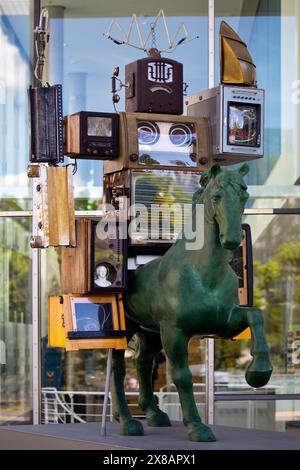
[72,300,113,332]
[131,170,200,243]
[87,116,112,137]
[137,120,198,167]
[229,245,244,288]
[227,103,260,147]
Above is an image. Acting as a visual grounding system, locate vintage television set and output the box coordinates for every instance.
[186,85,264,164]
[64,111,119,159]
[61,218,127,294]
[103,112,212,174]
[48,294,127,351]
[103,169,201,254]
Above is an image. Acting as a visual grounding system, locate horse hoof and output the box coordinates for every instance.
[146,410,171,427]
[188,423,216,442]
[246,368,272,388]
[120,419,144,436]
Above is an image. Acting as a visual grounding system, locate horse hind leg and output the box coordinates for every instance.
[226,306,273,388]
[111,348,144,436]
[160,322,215,442]
[135,331,171,427]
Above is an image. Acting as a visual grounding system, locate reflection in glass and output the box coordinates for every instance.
[215,399,300,432]
[228,104,259,147]
[137,121,197,167]
[131,170,200,241]
[72,302,113,332]
[0,5,31,209]
[0,217,32,424]
[87,117,112,137]
[215,214,300,405]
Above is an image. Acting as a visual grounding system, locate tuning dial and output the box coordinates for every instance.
[190,153,197,162]
[129,153,139,162]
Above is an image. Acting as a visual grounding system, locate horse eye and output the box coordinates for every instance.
[241,191,249,201]
[212,192,222,202]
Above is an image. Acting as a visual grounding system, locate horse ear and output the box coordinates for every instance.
[239,163,249,177]
[200,170,210,188]
[210,163,221,178]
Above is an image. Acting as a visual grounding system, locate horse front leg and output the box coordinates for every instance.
[135,332,171,427]
[111,349,144,436]
[160,321,216,442]
[227,306,273,388]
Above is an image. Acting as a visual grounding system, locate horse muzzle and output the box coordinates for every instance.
[219,233,242,250]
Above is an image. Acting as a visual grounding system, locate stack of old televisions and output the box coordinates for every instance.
[58,34,257,321]
[48,111,126,351]
[48,216,128,352]
[55,20,264,348]
[56,57,214,350]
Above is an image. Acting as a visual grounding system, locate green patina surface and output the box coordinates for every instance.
[112,164,273,442]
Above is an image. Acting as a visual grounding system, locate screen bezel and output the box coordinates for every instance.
[221,86,264,157]
[136,119,199,167]
[226,101,261,148]
[81,112,118,142]
[121,112,212,172]
[78,111,119,158]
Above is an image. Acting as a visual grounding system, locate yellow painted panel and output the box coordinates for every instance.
[65,337,127,351]
[234,327,251,341]
[48,296,66,348]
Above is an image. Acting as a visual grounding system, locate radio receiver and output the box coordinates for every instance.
[125,49,183,115]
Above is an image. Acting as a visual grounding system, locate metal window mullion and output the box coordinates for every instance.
[32,247,41,424]
[205,0,215,426]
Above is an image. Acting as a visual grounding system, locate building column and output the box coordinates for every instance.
[44,5,65,85]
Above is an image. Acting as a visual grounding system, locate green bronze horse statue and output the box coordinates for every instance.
[111,163,273,442]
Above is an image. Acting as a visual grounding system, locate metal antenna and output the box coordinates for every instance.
[34,8,50,85]
[103,9,196,55]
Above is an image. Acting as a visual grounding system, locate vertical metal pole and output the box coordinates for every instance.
[101,348,113,436]
[31,0,42,427]
[32,247,41,424]
[208,0,215,89]
[205,0,215,426]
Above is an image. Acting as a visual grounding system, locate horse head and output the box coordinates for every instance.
[196,163,249,250]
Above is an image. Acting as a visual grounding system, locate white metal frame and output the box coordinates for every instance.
[206,0,215,426]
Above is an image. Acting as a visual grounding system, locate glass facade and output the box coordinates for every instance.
[0,0,300,433]
[0,216,32,424]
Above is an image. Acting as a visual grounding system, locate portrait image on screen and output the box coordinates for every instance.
[227,103,260,147]
[87,116,112,137]
[72,301,113,332]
